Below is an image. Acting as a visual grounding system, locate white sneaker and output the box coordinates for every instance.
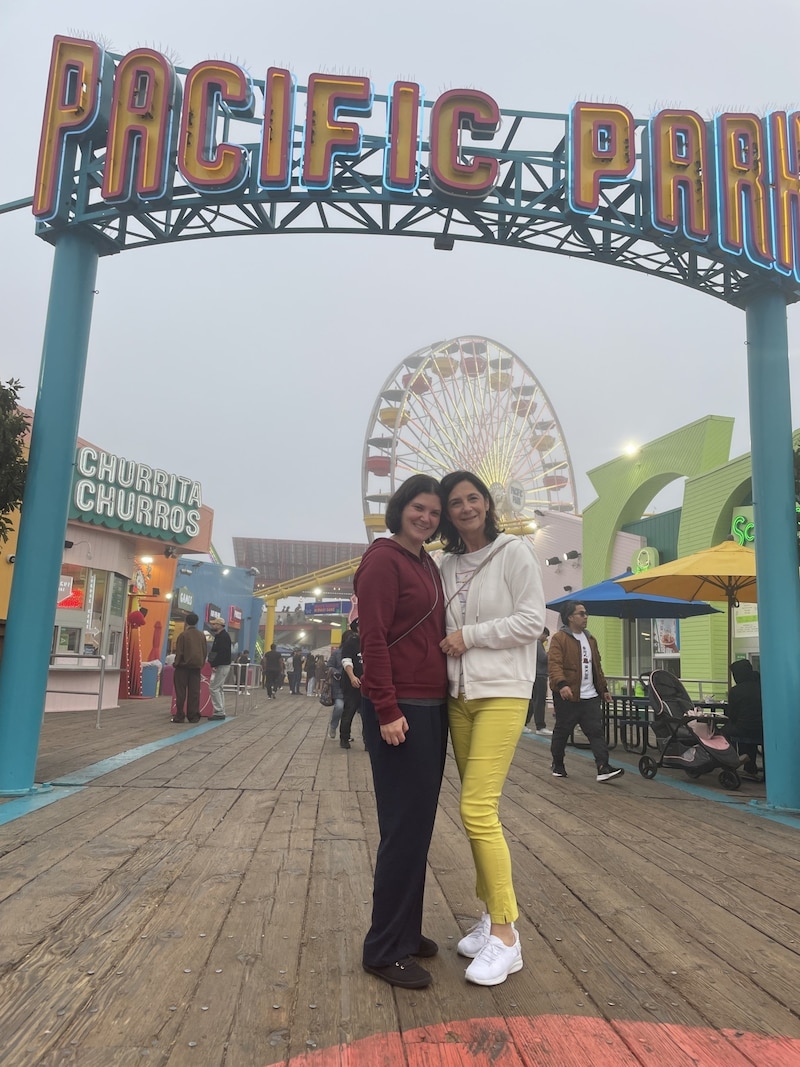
[465,930,523,986]
[457,912,491,958]
[521,726,535,736]
[535,727,553,736]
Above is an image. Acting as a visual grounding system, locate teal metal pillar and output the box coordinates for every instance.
[745,287,800,811]
[0,231,99,794]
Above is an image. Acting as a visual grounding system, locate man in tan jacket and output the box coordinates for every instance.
[547,601,624,783]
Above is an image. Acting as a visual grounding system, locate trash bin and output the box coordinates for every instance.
[141,664,159,698]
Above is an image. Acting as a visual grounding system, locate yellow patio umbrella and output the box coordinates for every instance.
[616,541,757,685]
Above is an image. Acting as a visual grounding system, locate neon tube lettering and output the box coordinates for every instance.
[259,67,295,190]
[428,89,500,198]
[384,81,422,193]
[768,111,800,279]
[178,60,255,192]
[34,36,110,221]
[646,110,710,240]
[715,113,773,265]
[101,48,180,204]
[568,102,635,214]
[301,73,373,189]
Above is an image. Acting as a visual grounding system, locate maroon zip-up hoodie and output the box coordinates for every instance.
[353,538,447,725]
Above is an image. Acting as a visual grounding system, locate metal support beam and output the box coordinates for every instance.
[0,232,99,795]
[745,288,800,811]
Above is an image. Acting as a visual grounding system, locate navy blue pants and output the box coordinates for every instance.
[362,697,448,968]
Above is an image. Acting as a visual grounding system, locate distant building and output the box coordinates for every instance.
[232,538,367,596]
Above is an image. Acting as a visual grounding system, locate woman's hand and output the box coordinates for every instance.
[440,630,467,657]
[380,716,409,745]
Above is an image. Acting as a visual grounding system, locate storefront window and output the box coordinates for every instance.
[107,630,122,668]
[58,627,81,652]
[57,565,87,609]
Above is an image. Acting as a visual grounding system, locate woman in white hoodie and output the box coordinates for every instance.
[438,470,545,987]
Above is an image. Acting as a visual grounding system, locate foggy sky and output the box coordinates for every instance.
[2,0,799,561]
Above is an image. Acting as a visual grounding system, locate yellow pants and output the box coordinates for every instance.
[448,695,527,923]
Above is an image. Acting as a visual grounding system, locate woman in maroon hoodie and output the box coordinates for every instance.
[355,474,448,990]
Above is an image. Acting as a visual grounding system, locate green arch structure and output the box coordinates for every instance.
[1,44,800,811]
[582,416,735,682]
[586,421,800,689]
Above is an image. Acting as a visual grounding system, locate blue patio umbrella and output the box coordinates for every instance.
[547,574,719,693]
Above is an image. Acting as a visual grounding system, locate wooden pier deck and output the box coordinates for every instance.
[1,690,799,1066]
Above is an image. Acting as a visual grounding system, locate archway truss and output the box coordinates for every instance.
[34,57,780,307]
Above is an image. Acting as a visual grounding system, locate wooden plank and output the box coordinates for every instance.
[1,692,799,1066]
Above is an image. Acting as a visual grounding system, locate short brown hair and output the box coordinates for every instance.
[384,474,442,537]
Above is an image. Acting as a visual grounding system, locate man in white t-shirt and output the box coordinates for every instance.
[547,601,624,782]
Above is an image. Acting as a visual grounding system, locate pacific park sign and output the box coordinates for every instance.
[33,35,800,283]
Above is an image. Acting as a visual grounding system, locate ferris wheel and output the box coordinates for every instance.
[361,336,577,540]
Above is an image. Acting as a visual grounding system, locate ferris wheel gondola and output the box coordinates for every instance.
[362,336,577,539]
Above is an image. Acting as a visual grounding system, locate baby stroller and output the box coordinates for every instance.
[638,670,742,790]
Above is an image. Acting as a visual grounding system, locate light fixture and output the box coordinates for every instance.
[165,592,173,600]
[545,556,561,567]
[313,587,322,597]
[164,546,176,558]
[434,234,454,251]
[140,556,154,564]
[563,550,581,561]
[222,568,230,575]
[179,567,193,575]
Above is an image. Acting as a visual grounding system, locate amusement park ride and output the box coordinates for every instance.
[255,333,568,647]
[362,335,576,540]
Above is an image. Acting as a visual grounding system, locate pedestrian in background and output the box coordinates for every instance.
[523,627,551,736]
[305,650,317,696]
[172,613,209,724]
[207,618,232,719]
[338,620,363,749]
[548,602,624,783]
[263,643,284,699]
[327,645,344,739]
[290,649,302,694]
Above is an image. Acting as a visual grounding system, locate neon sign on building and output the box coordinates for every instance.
[32,36,800,282]
[70,445,202,542]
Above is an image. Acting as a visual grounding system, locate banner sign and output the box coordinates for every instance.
[304,601,352,615]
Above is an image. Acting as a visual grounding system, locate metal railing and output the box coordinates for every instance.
[222,663,262,715]
[606,675,727,702]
